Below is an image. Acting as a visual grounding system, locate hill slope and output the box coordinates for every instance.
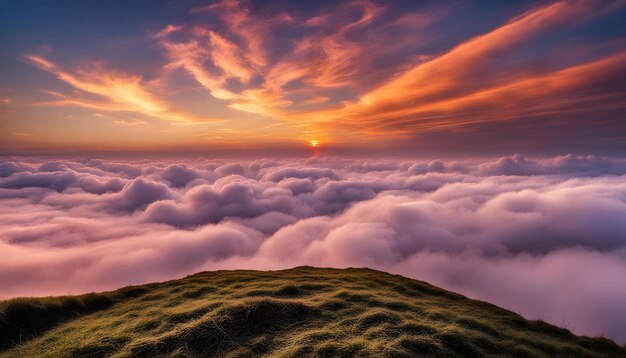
[1,267,624,357]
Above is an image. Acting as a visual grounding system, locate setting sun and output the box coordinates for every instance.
[309,140,320,147]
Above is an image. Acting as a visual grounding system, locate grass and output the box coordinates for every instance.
[1,267,624,357]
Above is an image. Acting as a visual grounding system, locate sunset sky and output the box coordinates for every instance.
[2,0,626,154]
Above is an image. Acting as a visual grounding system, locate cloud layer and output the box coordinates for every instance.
[2,155,626,343]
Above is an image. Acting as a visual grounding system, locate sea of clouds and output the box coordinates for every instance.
[1,154,626,343]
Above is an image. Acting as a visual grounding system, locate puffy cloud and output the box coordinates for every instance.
[408,159,445,175]
[0,171,78,192]
[214,163,247,177]
[86,160,143,178]
[261,166,338,182]
[0,169,126,194]
[0,221,263,295]
[233,211,298,235]
[143,179,297,227]
[1,155,626,343]
[110,178,176,212]
[478,154,626,176]
[277,178,315,195]
[0,162,34,177]
[154,164,202,187]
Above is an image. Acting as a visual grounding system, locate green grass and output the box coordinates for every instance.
[1,267,624,357]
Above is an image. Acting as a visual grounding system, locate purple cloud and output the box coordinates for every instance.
[1,155,626,343]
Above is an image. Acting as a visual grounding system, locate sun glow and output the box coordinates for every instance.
[309,140,320,147]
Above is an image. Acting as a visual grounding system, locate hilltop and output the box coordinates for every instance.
[1,267,624,357]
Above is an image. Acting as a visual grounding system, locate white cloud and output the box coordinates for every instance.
[1,154,626,343]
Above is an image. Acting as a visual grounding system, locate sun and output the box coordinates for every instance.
[309,140,319,147]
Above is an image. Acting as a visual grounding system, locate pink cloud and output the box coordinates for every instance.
[2,155,626,343]
[26,55,219,123]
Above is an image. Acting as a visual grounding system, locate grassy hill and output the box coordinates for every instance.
[1,267,624,357]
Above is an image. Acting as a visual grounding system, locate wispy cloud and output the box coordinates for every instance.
[26,55,217,123]
[14,0,626,151]
[298,0,626,136]
[154,0,626,143]
[157,0,397,121]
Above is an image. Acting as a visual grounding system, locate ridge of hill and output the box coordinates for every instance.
[1,267,624,357]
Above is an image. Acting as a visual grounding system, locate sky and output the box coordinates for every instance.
[1,0,626,155]
[2,0,626,345]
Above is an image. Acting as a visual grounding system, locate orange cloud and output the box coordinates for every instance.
[154,24,182,38]
[157,0,384,119]
[292,0,626,137]
[208,31,256,82]
[26,55,213,123]
[155,0,626,144]
[21,0,626,149]
[365,52,626,133]
[356,1,594,110]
